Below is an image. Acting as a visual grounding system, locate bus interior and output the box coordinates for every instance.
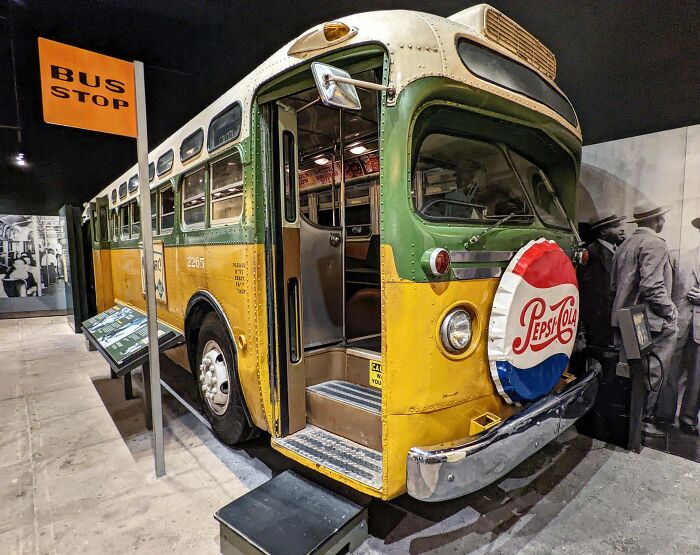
[267,66,385,470]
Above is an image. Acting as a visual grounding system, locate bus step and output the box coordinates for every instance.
[215,470,368,555]
[274,425,383,490]
[307,380,381,413]
[306,380,381,450]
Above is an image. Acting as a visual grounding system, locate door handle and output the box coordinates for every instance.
[329,233,341,247]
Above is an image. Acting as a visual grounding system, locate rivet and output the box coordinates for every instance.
[447,474,454,482]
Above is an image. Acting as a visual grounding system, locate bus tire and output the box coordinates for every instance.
[194,312,258,444]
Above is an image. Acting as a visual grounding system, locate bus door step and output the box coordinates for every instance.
[215,470,368,555]
[274,425,382,490]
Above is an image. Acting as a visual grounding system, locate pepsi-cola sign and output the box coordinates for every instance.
[488,239,579,404]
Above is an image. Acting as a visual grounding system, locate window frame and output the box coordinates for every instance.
[118,182,128,199]
[180,128,204,163]
[411,130,535,226]
[209,149,245,227]
[156,149,174,176]
[157,181,175,236]
[181,166,207,230]
[207,102,243,153]
[119,203,131,240]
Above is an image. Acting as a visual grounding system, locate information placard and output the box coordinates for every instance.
[82,304,183,375]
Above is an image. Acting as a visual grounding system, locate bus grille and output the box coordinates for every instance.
[484,7,557,80]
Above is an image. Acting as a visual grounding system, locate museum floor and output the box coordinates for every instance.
[1,317,700,554]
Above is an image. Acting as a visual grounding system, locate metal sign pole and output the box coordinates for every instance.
[135,60,165,478]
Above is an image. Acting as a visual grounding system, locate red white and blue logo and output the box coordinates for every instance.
[488,239,579,405]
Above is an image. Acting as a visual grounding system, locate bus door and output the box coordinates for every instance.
[271,101,306,436]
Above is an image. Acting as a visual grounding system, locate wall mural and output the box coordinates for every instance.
[0,214,67,315]
[577,124,700,461]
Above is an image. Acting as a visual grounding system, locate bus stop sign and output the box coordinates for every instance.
[38,38,137,137]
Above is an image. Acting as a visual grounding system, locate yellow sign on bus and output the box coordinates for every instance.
[38,38,136,137]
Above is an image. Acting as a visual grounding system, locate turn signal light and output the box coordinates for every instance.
[574,248,589,266]
[323,22,351,42]
[422,248,451,277]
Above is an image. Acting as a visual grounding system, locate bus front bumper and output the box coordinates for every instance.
[406,358,601,502]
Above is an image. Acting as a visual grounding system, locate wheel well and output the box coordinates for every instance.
[184,298,215,372]
[184,293,255,428]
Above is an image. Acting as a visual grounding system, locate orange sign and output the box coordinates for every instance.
[38,38,137,137]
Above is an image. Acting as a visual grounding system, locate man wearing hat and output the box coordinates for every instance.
[655,217,700,435]
[578,211,626,347]
[611,200,677,438]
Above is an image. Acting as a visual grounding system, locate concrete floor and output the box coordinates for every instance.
[1,316,699,554]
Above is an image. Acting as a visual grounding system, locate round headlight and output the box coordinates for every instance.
[440,308,472,353]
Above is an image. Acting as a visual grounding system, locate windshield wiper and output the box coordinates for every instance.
[465,213,518,247]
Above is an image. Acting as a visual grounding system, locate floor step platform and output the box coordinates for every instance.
[215,470,368,555]
[274,425,383,490]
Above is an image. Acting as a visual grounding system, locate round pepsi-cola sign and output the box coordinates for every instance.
[487,239,579,405]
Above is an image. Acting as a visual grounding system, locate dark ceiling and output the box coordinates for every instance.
[1,0,699,215]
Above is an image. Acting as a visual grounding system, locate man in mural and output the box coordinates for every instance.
[579,211,626,347]
[611,201,677,438]
[656,217,700,435]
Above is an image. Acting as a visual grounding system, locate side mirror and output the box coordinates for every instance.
[311,62,362,111]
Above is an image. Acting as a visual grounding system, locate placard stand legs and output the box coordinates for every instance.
[142,363,153,432]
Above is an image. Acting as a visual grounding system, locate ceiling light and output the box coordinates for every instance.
[314,157,330,166]
[349,145,367,155]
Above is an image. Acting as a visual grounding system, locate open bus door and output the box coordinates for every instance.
[269,101,306,436]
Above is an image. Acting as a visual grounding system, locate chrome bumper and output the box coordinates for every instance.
[406,358,601,502]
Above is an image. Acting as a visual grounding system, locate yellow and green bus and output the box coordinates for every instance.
[87,5,598,502]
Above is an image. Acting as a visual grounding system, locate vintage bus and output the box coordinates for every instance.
[86,5,598,502]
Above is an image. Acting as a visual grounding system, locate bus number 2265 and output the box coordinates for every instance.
[187,256,205,269]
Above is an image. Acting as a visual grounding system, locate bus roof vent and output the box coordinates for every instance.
[449,4,557,80]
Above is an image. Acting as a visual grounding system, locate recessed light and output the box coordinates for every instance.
[314,157,330,166]
[349,145,367,155]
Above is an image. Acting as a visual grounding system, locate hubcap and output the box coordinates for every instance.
[198,340,230,415]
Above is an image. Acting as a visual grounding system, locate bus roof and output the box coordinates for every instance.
[95,5,580,207]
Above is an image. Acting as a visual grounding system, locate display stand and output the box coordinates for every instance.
[82,304,184,435]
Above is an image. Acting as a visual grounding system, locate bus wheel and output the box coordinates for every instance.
[195,312,258,444]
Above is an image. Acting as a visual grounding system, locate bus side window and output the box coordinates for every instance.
[182,168,206,228]
[130,201,141,238]
[110,209,118,241]
[151,192,158,233]
[99,206,108,242]
[282,130,297,222]
[159,184,175,233]
[119,204,130,240]
[210,151,243,225]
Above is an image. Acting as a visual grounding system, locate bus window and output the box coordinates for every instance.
[346,185,372,238]
[509,150,570,230]
[210,152,243,224]
[282,131,297,222]
[119,204,130,239]
[317,190,339,227]
[110,209,118,241]
[159,185,175,233]
[130,201,141,238]
[182,168,206,228]
[151,192,158,232]
[99,205,108,241]
[413,134,533,224]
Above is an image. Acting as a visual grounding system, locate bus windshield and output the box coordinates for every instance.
[412,133,569,228]
[413,134,533,224]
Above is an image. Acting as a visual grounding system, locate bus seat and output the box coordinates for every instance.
[346,286,381,338]
[346,235,380,285]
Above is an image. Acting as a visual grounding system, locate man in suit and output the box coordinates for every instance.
[656,217,700,435]
[578,211,626,347]
[611,201,678,438]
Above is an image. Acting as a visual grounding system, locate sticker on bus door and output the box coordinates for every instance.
[369,360,382,388]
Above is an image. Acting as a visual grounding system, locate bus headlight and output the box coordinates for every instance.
[440,308,472,353]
